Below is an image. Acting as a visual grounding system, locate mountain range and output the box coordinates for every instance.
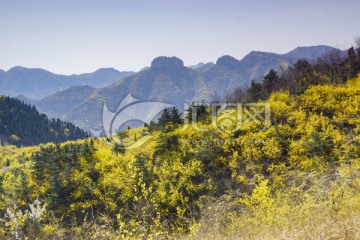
[6,45,336,131]
[0,67,134,99]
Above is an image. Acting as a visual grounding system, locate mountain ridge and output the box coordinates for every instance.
[5,45,339,131]
[64,45,336,131]
[0,67,135,99]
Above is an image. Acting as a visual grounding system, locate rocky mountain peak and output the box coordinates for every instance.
[151,56,184,68]
[216,55,239,66]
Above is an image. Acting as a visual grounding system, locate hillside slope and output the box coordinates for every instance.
[0,96,88,146]
[0,75,359,239]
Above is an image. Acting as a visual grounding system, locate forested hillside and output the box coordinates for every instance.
[0,96,88,147]
[0,44,360,239]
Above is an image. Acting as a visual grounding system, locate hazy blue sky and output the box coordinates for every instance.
[1,0,359,74]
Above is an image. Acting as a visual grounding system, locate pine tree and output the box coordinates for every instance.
[347,47,360,79]
[48,145,62,209]
[158,108,171,127]
[169,106,183,124]
[247,80,262,102]
[197,100,207,124]
[261,69,279,99]
[112,142,126,156]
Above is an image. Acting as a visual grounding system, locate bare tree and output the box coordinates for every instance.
[315,49,346,84]
[355,36,360,55]
[210,92,223,104]
[224,86,247,103]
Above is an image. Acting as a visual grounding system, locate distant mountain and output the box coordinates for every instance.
[205,45,337,91]
[140,66,150,72]
[285,45,335,59]
[68,68,134,88]
[0,96,88,147]
[19,85,96,119]
[7,45,337,131]
[65,56,198,130]
[201,55,249,96]
[188,62,215,73]
[0,67,134,99]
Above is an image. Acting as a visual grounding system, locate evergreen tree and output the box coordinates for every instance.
[158,108,171,127]
[169,106,183,124]
[347,47,360,79]
[149,107,184,131]
[247,80,262,102]
[112,142,126,156]
[197,100,207,124]
[261,69,279,99]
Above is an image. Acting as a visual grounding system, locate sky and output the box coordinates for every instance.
[0,0,359,75]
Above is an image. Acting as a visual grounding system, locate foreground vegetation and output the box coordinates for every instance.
[0,45,360,239]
